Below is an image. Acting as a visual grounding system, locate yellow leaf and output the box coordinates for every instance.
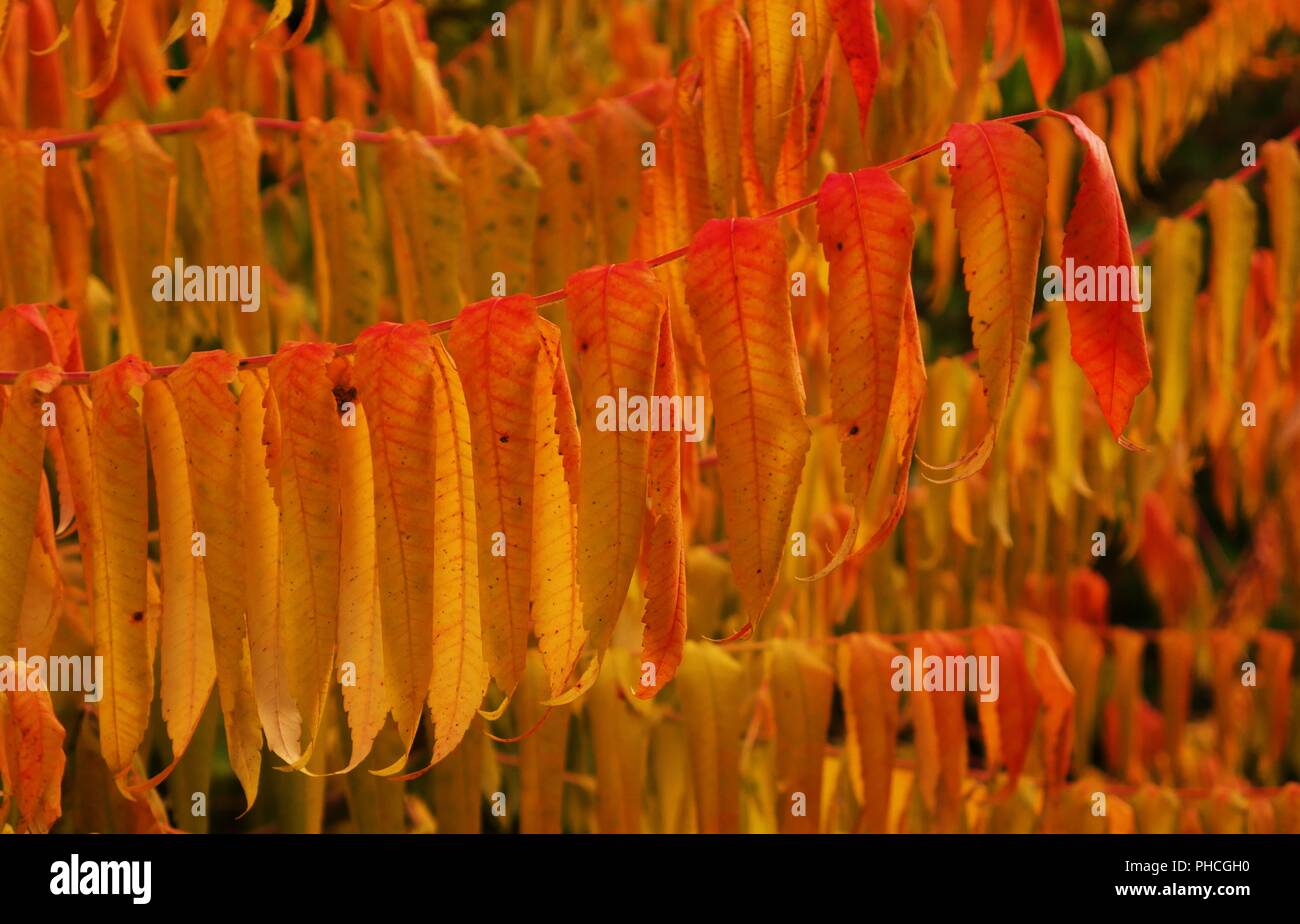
[193,110,271,355]
[267,342,342,765]
[531,321,586,697]
[1263,139,1300,366]
[168,352,262,807]
[675,640,744,833]
[354,323,438,756]
[0,136,55,303]
[142,379,217,777]
[699,3,749,215]
[0,366,61,658]
[564,262,666,652]
[424,339,489,766]
[334,397,388,772]
[299,119,380,342]
[237,369,301,766]
[576,99,655,264]
[451,126,540,300]
[526,116,597,293]
[1205,178,1257,439]
[378,128,466,324]
[748,0,798,196]
[586,649,648,832]
[767,639,833,833]
[516,650,570,833]
[88,356,154,777]
[1151,218,1203,444]
[90,123,177,360]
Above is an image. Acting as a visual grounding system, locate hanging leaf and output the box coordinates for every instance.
[815,166,914,561]
[353,323,438,758]
[922,120,1045,481]
[87,356,155,778]
[530,320,586,697]
[142,378,217,781]
[0,366,61,657]
[564,262,666,653]
[637,314,688,698]
[828,0,881,132]
[446,296,542,698]
[676,640,745,833]
[267,341,341,765]
[379,128,466,324]
[1057,112,1152,443]
[169,352,263,807]
[685,217,810,634]
[768,639,834,833]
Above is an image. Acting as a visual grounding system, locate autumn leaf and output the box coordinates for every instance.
[90,123,177,360]
[0,660,66,833]
[422,338,489,768]
[814,167,914,562]
[972,625,1039,787]
[354,323,439,759]
[447,296,542,698]
[530,320,586,697]
[300,119,381,342]
[676,640,745,833]
[0,366,61,659]
[1057,111,1152,443]
[141,378,217,785]
[87,356,155,778]
[767,639,833,833]
[168,351,263,807]
[828,0,882,132]
[564,262,666,653]
[637,314,688,698]
[685,217,810,633]
[237,368,301,767]
[267,341,342,765]
[921,120,1045,481]
[837,633,900,833]
[747,0,799,195]
[379,129,466,324]
[333,395,388,772]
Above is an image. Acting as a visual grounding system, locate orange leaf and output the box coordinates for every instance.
[0,660,66,832]
[637,314,688,698]
[837,633,900,832]
[1023,0,1064,106]
[972,625,1040,786]
[815,167,914,555]
[923,120,1045,481]
[684,217,810,632]
[446,296,542,697]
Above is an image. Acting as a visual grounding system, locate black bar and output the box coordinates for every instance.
[0,834,1290,910]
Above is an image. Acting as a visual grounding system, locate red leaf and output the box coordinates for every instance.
[1058,112,1152,442]
[828,0,881,132]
